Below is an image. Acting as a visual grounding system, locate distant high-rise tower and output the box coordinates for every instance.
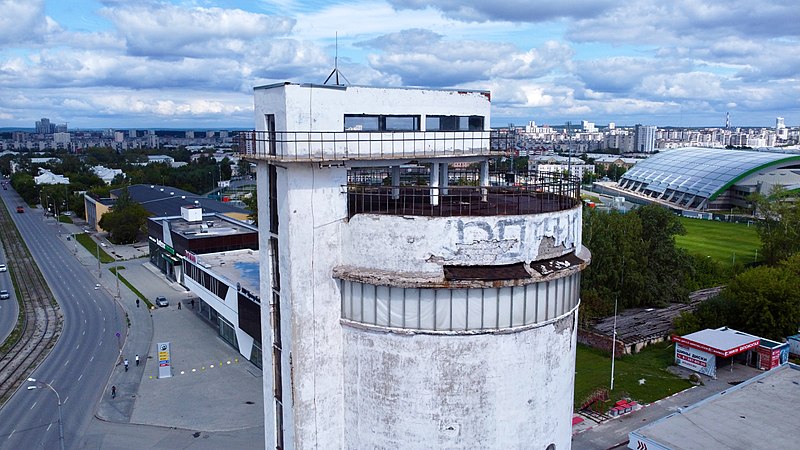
[634,124,657,153]
[776,117,785,130]
[726,112,731,130]
[245,83,589,449]
[35,118,53,134]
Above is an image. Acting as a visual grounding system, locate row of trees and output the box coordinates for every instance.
[580,204,695,323]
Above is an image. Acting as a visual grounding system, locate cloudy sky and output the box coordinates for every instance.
[1,0,798,129]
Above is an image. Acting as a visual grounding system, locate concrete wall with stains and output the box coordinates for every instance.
[278,164,348,448]
[342,206,582,275]
[341,308,578,449]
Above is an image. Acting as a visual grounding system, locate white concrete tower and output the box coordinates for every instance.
[245,83,589,450]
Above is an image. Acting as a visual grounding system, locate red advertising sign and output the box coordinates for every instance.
[671,334,759,357]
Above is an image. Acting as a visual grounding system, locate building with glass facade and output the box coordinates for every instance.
[617,147,800,210]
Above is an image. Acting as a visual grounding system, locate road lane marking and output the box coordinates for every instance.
[89,356,94,362]
[63,397,68,405]
[47,423,52,431]
[78,374,83,382]
[76,344,80,350]
[30,401,36,410]
[64,359,69,367]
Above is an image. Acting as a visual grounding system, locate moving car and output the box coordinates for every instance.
[0,290,9,300]
[0,264,6,272]
[155,296,169,307]
[16,206,23,213]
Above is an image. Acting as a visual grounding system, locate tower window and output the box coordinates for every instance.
[344,115,420,131]
[426,115,484,131]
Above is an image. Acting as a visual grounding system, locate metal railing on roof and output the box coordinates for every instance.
[344,171,580,218]
[237,130,513,161]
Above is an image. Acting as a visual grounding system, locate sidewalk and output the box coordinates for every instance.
[55,217,264,436]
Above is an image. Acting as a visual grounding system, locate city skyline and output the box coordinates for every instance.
[1,0,798,129]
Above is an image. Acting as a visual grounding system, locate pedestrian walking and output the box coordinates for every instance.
[135,354,140,366]
[191,299,195,309]
[111,386,116,398]
[136,299,140,308]
[178,301,182,310]
[123,358,129,371]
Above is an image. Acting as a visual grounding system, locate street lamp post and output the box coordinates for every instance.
[96,240,102,278]
[26,378,65,450]
[40,191,46,220]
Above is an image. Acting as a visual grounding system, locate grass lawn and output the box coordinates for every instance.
[574,342,692,410]
[74,232,115,263]
[675,217,761,267]
[110,266,153,308]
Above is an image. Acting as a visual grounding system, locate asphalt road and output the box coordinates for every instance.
[0,241,19,344]
[0,187,125,450]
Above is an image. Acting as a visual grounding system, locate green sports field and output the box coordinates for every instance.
[674,217,761,267]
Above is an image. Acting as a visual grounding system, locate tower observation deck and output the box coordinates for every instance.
[244,82,589,449]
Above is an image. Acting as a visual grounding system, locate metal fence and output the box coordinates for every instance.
[344,172,580,218]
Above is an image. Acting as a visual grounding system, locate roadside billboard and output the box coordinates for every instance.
[675,343,716,377]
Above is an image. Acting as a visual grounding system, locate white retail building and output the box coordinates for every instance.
[243,82,589,449]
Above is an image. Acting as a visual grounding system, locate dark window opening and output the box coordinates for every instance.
[426,115,484,131]
[344,114,420,132]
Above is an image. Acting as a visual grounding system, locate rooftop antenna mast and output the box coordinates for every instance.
[324,32,350,86]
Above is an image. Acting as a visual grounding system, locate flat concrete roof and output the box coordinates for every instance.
[153,213,257,240]
[675,327,760,357]
[194,249,260,294]
[629,364,800,450]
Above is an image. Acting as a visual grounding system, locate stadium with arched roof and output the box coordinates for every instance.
[615,148,800,210]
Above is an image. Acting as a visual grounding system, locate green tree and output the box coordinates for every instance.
[98,187,149,244]
[10,173,38,205]
[243,191,257,225]
[237,159,253,178]
[723,262,800,340]
[581,209,648,314]
[219,157,232,181]
[749,186,800,265]
[634,204,692,305]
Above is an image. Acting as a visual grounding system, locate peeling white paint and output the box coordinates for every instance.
[342,206,582,275]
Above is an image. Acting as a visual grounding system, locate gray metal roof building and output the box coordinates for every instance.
[628,364,799,450]
[111,184,248,218]
[617,148,800,210]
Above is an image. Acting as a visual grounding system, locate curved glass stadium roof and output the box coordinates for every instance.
[619,148,800,200]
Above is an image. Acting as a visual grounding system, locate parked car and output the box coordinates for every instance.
[0,264,6,272]
[0,290,9,300]
[155,296,169,307]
